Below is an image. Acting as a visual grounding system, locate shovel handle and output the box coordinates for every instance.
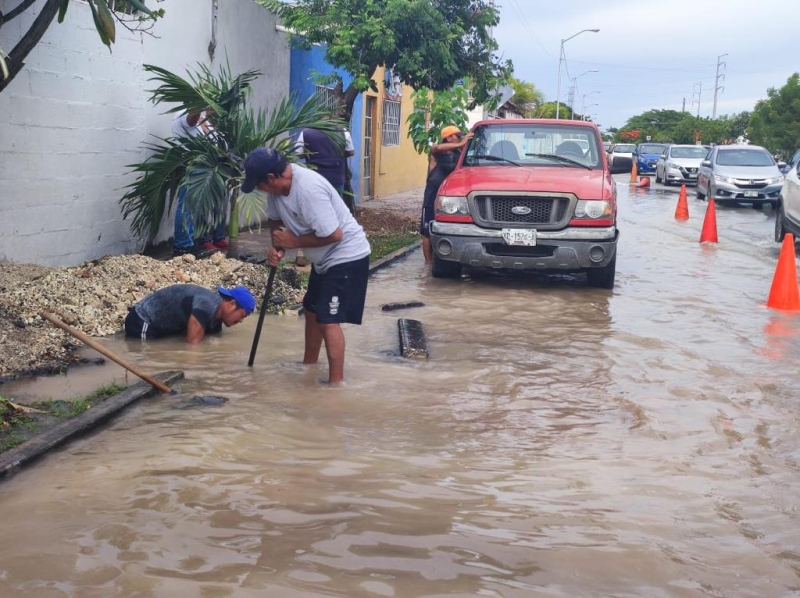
[248,266,277,367]
[40,311,172,393]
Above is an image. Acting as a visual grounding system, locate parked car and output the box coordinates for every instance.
[633,143,668,175]
[428,119,618,288]
[779,148,800,174]
[696,145,784,207]
[775,148,800,242]
[607,143,636,174]
[655,144,709,186]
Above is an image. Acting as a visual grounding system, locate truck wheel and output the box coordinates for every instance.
[587,256,616,289]
[431,254,461,279]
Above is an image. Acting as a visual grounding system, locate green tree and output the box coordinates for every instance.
[119,63,341,245]
[749,73,800,155]
[535,101,571,119]
[509,77,545,117]
[257,0,512,123]
[0,0,164,92]
[406,85,470,156]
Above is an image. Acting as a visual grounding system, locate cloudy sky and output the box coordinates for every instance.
[492,0,796,130]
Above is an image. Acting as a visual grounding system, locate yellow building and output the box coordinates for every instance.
[359,67,429,200]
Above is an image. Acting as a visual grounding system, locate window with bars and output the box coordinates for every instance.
[381,99,401,146]
[314,85,337,114]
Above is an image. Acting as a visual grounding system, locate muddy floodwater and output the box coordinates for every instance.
[3,181,800,596]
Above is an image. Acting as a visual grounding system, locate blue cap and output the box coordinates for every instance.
[241,147,288,193]
[217,286,256,315]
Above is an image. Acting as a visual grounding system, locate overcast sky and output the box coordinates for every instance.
[492,0,796,130]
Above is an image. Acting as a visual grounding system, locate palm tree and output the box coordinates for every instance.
[119,62,345,249]
[509,77,545,118]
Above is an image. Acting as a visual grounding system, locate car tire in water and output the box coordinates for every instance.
[655,169,662,184]
[431,254,461,279]
[775,203,787,242]
[697,186,706,200]
[587,255,616,289]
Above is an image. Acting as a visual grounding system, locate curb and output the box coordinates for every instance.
[368,241,421,277]
[0,370,184,480]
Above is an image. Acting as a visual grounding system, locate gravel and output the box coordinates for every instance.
[0,253,305,380]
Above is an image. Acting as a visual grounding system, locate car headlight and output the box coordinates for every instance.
[435,195,470,215]
[574,200,612,219]
[768,175,785,184]
[667,162,679,170]
[714,174,734,184]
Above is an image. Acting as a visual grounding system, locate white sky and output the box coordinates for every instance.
[492,0,796,130]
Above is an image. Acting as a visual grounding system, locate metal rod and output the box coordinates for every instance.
[247,266,277,367]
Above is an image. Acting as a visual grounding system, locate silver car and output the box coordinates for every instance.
[696,145,784,207]
[655,145,708,186]
[608,143,636,174]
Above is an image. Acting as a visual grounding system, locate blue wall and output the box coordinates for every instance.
[290,46,363,204]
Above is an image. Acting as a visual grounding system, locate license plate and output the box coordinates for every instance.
[744,191,759,198]
[502,228,537,246]
[688,173,697,178]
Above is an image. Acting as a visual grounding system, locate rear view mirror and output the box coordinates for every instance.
[701,160,711,167]
[524,131,548,139]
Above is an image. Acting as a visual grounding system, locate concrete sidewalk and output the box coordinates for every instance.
[358,187,424,216]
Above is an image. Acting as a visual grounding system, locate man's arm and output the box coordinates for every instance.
[272,227,343,250]
[186,314,206,344]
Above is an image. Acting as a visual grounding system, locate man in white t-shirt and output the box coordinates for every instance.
[171,110,228,255]
[241,148,371,384]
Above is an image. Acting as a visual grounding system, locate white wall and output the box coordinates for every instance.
[0,0,289,266]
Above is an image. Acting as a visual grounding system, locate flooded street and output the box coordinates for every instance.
[3,180,800,596]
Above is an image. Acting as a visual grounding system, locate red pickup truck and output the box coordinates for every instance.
[428,119,618,288]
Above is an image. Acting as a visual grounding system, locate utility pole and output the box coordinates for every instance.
[712,53,728,119]
[682,97,686,112]
[693,82,702,118]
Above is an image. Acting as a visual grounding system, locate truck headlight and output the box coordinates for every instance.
[435,196,470,216]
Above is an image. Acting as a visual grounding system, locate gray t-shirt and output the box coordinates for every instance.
[134,284,222,336]
[266,164,371,274]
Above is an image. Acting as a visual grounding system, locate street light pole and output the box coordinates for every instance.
[555,28,600,120]
[570,70,599,116]
[582,103,598,121]
[581,91,600,120]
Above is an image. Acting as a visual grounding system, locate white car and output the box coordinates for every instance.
[655,145,709,186]
[775,148,800,242]
[608,143,636,174]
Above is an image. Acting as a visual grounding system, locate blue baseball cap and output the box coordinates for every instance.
[241,147,288,193]
[217,286,256,315]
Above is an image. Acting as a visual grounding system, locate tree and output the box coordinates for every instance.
[534,101,571,119]
[508,77,544,118]
[0,0,164,92]
[257,0,512,123]
[119,63,341,246]
[749,73,800,155]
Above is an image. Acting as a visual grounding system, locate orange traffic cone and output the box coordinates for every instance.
[629,161,638,183]
[636,176,650,188]
[675,185,689,220]
[767,233,800,310]
[699,199,718,243]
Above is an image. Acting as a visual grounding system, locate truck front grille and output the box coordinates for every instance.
[474,195,569,226]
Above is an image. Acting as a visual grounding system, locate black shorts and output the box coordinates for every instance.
[124,308,160,340]
[302,256,370,325]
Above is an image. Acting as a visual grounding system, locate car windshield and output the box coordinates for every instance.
[715,149,774,167]
[614,144,636,153]
[671,146,709,159]
[638,144,666,154]
[463,123,602,168]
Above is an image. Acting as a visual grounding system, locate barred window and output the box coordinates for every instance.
[314,85,337,113]
[382,99,401,147]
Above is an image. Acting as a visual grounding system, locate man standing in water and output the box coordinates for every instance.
[240,148,371,384]
[125,284,255,344]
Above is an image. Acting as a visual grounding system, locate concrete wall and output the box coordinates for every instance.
[0,0,289,266]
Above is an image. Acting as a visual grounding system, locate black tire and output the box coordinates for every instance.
[696,186,706,200]
[775,203,787,242]
[431,254,461,279]
[587,255,616,289]
[655,169,662,184]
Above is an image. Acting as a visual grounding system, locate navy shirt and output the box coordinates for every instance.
[134,284,222,336]
[299,128,347,186]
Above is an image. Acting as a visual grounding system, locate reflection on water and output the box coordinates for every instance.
[2,184,800,595]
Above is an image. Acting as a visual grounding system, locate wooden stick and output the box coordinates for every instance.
[248,265,277,367]
[40,311,172,394]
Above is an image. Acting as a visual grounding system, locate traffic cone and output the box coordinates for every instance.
[629,161,638,183]
[699,199,718,243]
[767,233,800,310]
[636,176,650,188]
[675,185,689,221]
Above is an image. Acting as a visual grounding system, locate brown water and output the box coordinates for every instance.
[3,183,800,596]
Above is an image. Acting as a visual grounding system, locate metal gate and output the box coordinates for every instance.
[363,96,376,200]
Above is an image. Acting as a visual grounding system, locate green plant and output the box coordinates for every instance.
[120,63,345,241]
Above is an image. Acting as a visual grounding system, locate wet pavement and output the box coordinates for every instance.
[2,177,800,596]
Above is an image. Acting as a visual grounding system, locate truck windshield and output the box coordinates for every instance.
[464,123,602,168]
